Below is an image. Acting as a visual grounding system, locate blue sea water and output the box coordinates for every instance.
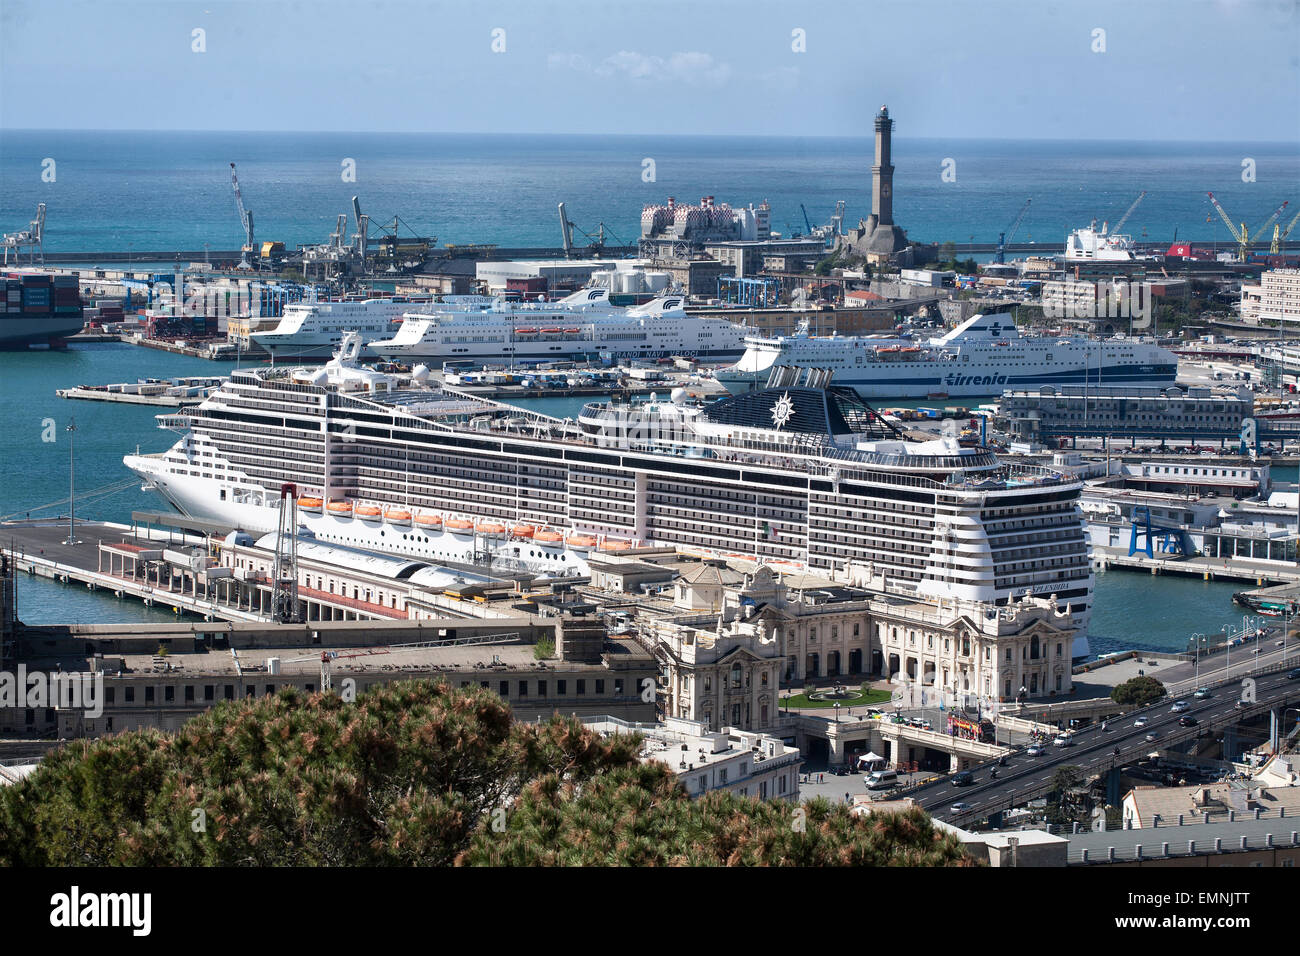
[1,131,1298,254]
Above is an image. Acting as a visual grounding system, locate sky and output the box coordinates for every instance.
[0,0,1297,140]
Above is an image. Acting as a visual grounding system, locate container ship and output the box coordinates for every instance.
[368,289,751,364]
[124,336,1094,634]
[1,272,84,348]
[714,313,1178,399]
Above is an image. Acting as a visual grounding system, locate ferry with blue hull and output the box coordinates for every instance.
[715,313,1178,399]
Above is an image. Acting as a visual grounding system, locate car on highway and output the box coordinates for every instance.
[952,771,974,787]
[1025,745,1044,756]
[1052,734,1074,747]
[1178,716,1200,727]
[1145,732,1159,741]
[1288,668,1300,680]
[1133,716,1149,728]
[1171,700,1190,712]
[950,802,973,813]
[1194,688,1211,699]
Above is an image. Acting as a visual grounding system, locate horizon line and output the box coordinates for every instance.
[2,127,1299,147]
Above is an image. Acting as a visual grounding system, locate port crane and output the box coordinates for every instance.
[1207,192,1290,261]
[351,196,370,270]
[1109,190,1146,235]
[229,162,255,270]
[1273,206,1300,254]
[557,202,626,257]
[995,198,1031,263]
[2,203,45,266]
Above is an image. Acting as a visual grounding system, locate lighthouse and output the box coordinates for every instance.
[845,104,910,261]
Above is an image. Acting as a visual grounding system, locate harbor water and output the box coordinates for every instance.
[0,342,1264,645]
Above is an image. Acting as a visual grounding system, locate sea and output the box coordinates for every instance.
[2,131,1297,641]
[2,131,1298,254]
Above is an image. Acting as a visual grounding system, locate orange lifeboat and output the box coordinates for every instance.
[511,524,536,539]
[567,534,597,549]
[327,500,353,515]
[415,514,443,529]
[477,521,506,535]
[447,518,474,534]
[298,496,323,511]
[600,539,632,552]
[356,505,383,520]
[534,529,564,544]
[384,508,412,524]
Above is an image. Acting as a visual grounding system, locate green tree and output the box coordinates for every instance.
[459,771,976,867]
[0,682,978,867]
[1111,675,1167,708]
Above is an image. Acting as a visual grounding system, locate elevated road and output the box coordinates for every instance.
[905,663,1300,827]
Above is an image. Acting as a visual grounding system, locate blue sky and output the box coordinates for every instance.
[1,0,1297,140]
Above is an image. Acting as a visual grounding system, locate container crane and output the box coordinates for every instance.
[1273,206,1300,254]
[558,202,575,258]
[800,204,813,235]
[1208,192,1289,261]
[1110,190,1146,235]
[996,198,1031,264]
[229,162,255,269]
[1250,200,1290,256]
[351,196,369,266]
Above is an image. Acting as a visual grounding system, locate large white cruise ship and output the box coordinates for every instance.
[250,295,470,360]
[368,290,751,364]
[715,313,1178,399]
[123,344,1094,639]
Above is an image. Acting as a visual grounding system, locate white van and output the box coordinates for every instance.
[866,770,899,790]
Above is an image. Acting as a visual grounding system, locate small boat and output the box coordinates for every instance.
[511,524,536,538]
[415,513,443,528]
[567,534,597,549]
[356,505,383,520]
[600,539,632,551]
[476,521,506,535]
[564,328,580,334]
[447,518,474,534]
[515,328,536,335]
[327,500,353,515]
[384,508,412,524]
[535,529,564,544]
[541,328,563,334]
[298,496,323,511]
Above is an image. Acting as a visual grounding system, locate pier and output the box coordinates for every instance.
[1094,545,1300,586]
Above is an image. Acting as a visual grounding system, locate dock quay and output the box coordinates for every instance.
[1093,545,1300,586]
[1,516,551,627]
[56,376,222,407]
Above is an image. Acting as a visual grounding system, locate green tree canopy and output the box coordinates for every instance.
[0,681,979,867]
[1111,675,1167,708]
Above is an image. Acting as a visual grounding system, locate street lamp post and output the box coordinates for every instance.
[1190,632,1206,687]
[833,702,841,724]
[63,418,80,546]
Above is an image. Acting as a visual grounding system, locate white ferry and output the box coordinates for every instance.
[715,313,1178,399]
[368,289,750,364]
[1064,220,1151,263]
[251,296,451,360]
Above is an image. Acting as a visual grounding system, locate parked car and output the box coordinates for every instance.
[1179,716,1200,727]
[1171,700,1190,712]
